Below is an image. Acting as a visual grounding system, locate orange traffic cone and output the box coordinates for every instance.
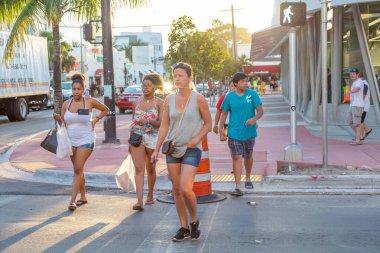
[157,136,226,204]
[191,136,226,203]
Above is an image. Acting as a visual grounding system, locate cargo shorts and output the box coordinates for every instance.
[347,106,364,126]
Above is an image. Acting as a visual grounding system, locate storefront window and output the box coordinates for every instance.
[342,2,380,104]
[342,6,363,104]
[360,2,380,92]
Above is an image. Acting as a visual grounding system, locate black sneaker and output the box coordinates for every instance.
[172,227,190,242]
[190,220,201,240]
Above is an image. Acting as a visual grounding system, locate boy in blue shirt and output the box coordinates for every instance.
[219,72,263,196]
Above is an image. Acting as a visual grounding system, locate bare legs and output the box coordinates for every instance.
[70,147,92,205]
[130,145,157,208]
[168,163,198,229]
[231,155,253,189]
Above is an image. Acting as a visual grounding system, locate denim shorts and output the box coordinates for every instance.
[142,132,158,150]
[166,147,202,167]
[73,143,95,150]
[228,137,255,158]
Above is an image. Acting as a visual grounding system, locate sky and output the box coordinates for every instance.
[60,0,275,53]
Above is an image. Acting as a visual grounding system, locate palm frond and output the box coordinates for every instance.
[2,0,45,63]
[112,0,149,10]
[0,0,30,27]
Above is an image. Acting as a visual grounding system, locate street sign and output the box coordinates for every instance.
[280,2,306,27]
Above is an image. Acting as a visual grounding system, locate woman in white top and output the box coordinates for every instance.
[53,73,109,211]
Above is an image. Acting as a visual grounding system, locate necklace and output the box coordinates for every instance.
[144,96,154,103]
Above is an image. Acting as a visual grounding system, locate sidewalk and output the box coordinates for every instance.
[6,94,380,192]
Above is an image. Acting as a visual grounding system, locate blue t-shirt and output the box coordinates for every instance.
[221,89,262,141]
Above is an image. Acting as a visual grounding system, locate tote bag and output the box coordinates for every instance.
[115,155,136,192]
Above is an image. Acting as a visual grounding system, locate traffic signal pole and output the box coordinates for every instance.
[101,0,119,143]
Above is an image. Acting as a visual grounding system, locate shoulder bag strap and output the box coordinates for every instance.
[172,92,192,144]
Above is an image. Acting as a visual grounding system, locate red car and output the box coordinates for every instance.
[117,85,143,113]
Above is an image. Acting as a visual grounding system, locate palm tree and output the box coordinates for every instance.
[237,54,251,67]
[0,0,147,114]
[115,39,148,62]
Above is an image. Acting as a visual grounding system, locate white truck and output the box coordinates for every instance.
[0,31,51,121]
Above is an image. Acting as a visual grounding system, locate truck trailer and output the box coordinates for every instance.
[0,31,51,121]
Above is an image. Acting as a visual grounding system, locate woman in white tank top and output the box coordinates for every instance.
[152,63,212,241]
[53,73,109,211]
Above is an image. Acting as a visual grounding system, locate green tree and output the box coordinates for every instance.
[0,0,148,114]
[165,15,197,66]
[115,39,147,62]
[61,41,76,72]
[237,54,251,66]
[40,31,76,72]
[206,19,251,55]
[184,31,229,81]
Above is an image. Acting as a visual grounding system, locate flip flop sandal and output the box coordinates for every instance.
[230,188,244,196]
[145,198,154,205]
[132,204,144,211]
[245,181,254,189]
[76,200,88,206]
[68,202,77,211]
[350,141,362,145]
[364,129,373,138]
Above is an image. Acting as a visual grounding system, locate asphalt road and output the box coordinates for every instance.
[0,109,55,148]
[0,178,379,253]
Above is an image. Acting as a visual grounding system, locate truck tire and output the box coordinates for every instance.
[14,98,28,121]
[6,100,17,122]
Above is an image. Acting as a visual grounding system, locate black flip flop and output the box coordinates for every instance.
[76,200,88,206]
[132,204,144,211]
[230,188,243,196]
[245,181,254,189]
[364,129,373,139]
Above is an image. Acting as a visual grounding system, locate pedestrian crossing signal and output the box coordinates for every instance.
[280,2,306,27]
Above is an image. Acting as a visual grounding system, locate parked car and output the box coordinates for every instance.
[117,85,143,113]
[62,81,73,101]
[196,84,210,97]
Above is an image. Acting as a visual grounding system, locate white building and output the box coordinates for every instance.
[113,31,165,82]
[70,44,132,90]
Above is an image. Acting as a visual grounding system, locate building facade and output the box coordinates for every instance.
[251,0,380,125]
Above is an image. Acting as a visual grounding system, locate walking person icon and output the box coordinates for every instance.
[283,5,293,24]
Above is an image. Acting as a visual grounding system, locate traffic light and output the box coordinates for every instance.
[83,23,95,42]
[280,2,307,27]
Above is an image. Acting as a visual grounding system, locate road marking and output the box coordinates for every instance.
[134,206,176,253]
[134,203,220,253]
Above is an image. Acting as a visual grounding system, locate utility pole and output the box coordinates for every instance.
[101,0,119,143]
[231,5,238,60]
[220,5,243,60]
[80,25,84,73]
[321,0,330,168]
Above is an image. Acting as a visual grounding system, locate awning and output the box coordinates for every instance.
[243,65,280,74]
[250,26,289,61]
[95,69,103,76]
